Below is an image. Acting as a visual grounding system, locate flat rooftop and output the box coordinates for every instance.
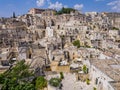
[90,59,120,81]
[110,81,120,90]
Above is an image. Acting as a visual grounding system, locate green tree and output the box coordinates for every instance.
[14,83,35,90]
[35,76,47,90]
[13,12,16,18]
[72,40,80,48]
[1,60,35,90]
[0,74,5,84]
[55,7,76,15]
[6,60,33,79]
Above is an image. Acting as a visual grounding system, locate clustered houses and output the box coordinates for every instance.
[0,8,120,90]
[104,12,120,29]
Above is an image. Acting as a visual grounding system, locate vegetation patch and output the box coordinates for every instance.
[35,76,47,90]
[82,65,88,74]
[60,72,64,80]
[55,7,76,15]
[93,87,97,90]
[49,78,61,87]
[72,40,80,48]
[112,27,119,30]
[0,60,35,90]
[86,78,90,85]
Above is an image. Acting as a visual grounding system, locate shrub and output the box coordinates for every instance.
[35,76,47,89]
[86,78,90,85]
[60,72,64,79]
[72,40,80,48]
[112,27,119,30]
[93,87,97,90]
[83,65,88,74]
[49,78,61,87]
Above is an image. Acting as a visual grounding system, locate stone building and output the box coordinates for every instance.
[28,8,45,15]
[104,12,120,28]
[41,9,56,27]
[90,59,120,90]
